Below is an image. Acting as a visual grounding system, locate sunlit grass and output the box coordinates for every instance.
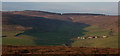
[72,26,118,48]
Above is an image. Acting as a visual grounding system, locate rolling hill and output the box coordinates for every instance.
[2,10,118,48]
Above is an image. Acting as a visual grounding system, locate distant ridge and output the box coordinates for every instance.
[3,10,106,16]
[23,10,106,16]
[24,10,61,15]
[62,13,105,16]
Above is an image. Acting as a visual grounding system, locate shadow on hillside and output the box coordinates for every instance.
[5,14,90,46]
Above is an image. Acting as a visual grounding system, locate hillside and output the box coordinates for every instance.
[3,10,118,32]
[2,10,118,48]
[3,11,89,46]
[2,45,120,56]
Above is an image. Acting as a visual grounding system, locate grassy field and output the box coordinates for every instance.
[2,16,90,46]
[72,26,118,48]
[2,24,118,48]
[2,31,36,46]
[2,25,118,48]
[2,22,88,46]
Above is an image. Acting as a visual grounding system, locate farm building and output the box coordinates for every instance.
[102,35,107,38]
[88,36,92,39]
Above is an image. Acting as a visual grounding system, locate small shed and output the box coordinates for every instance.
[81,37,85,39]
[77,37,80,39]
[95,36,98,38]
[93,36,95,38]
[88,36,92,39]
[102,35,107,38]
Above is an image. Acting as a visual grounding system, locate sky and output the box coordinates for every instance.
[2,0,120,2]
[3,2,118,15]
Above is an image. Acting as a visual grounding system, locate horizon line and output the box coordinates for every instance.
[2,10,119,16]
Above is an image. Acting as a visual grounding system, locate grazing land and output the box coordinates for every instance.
[72,26,118,48]
[2,10,118,48]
